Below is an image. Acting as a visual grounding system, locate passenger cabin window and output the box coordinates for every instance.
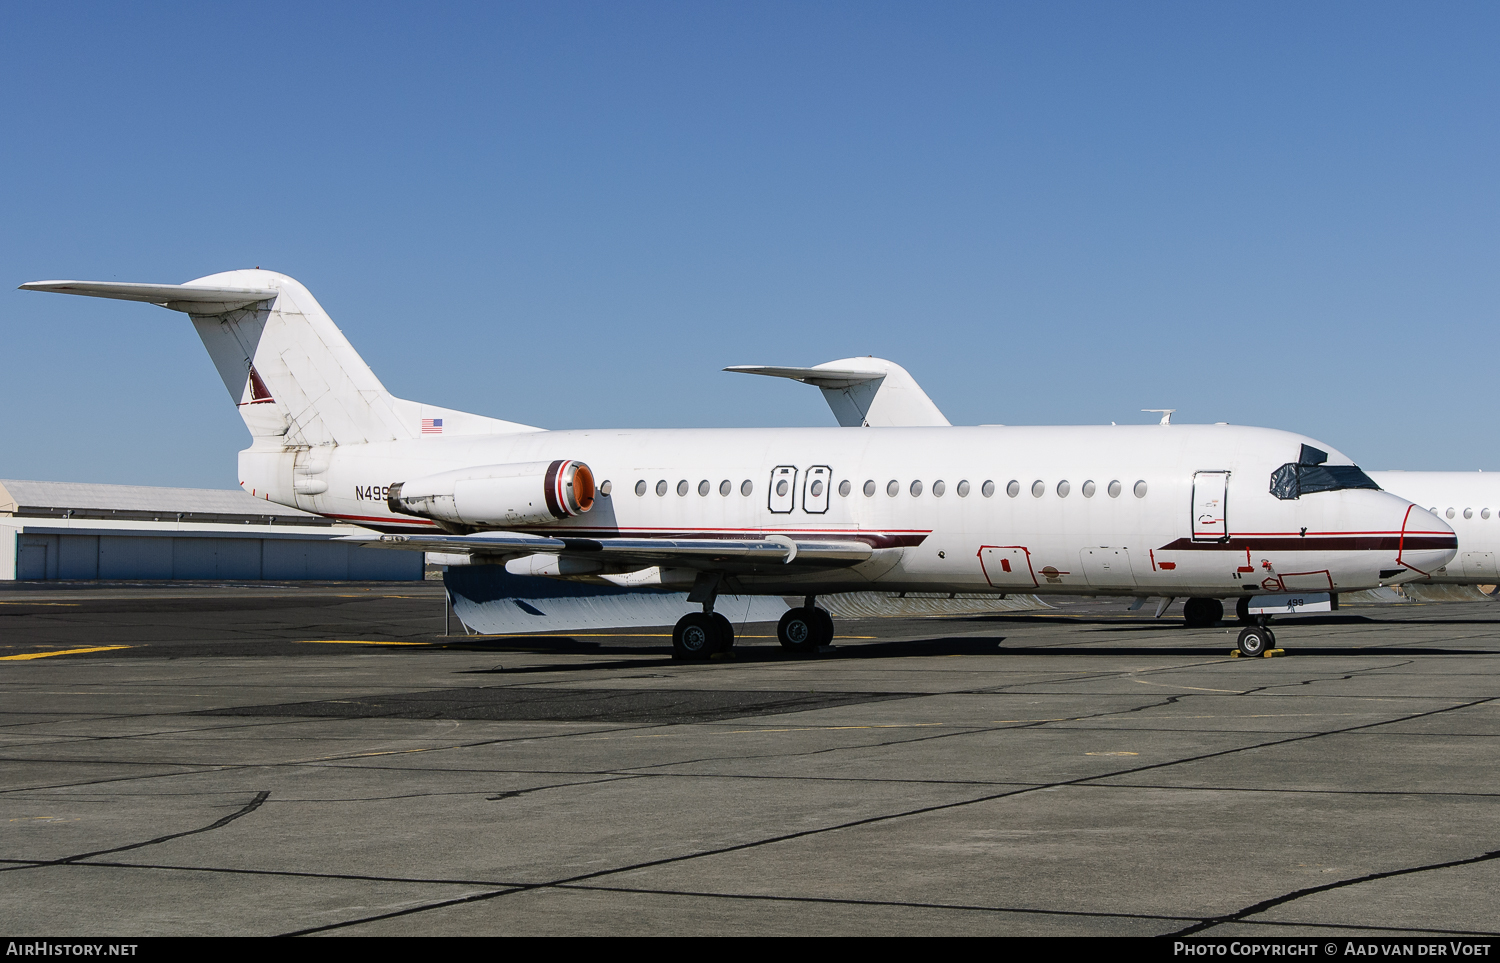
[1269,445,1379,500]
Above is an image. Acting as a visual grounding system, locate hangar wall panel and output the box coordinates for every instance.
[3,524,421,582]
[214,538,264,579]
[348,546,419,580]
[99,535,173,579]
[58,535,100,579]
[171,537,264,579]
[262,539,348,580]
[18,536,52,579]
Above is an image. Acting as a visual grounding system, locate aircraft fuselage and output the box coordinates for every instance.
[241,423,1453,598]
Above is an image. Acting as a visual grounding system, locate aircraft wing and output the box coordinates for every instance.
[346,532,875,571]
[19,280,280,313]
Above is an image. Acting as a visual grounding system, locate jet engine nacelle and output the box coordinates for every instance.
[388,459,595,528]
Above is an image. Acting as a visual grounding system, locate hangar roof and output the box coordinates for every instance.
[0,479,334,527]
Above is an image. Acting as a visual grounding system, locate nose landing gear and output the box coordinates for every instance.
[1235,623,1275,657]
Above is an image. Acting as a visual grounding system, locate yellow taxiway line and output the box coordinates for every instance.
[0,645,131,661]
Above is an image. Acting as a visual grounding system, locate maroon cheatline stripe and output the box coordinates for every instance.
[1155,535,1455,552]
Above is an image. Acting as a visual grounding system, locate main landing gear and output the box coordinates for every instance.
[671,591,837,661]
[1182,597,1224,628]
[777,597,834,654]
[672,573,736,660]
[671,610,734,660]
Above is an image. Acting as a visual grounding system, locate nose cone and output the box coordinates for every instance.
[1389,496,1458,579]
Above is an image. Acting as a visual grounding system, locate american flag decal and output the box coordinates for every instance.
[421,418,443,434]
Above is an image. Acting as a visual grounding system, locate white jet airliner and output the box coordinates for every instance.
[21,270,1457,658]
[1367,473,1500,588]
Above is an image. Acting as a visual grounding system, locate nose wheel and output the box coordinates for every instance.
[1235,624,1275,657]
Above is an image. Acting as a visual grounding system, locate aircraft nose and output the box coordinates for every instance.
[1392,498,1458,577]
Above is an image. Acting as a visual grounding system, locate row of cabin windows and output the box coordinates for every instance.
[1436,507,1492,520]
[629,476,1151,500]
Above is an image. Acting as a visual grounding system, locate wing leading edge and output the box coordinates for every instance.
[349,532,875,572]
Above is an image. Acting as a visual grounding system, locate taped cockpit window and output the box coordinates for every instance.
[1299,444,1329,465]
[1270,464,1300,499]
[1270,462,1381,500]
[1299,465,1380,495]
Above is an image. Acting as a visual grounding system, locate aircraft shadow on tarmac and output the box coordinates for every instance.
[448,629,1500,674]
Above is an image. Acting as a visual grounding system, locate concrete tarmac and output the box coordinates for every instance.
[1,583,1497,936]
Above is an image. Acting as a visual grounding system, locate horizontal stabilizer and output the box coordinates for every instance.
[349,532,874,571]
[723,364,892,389]
[20,280,279,313]
[726,356,950,428]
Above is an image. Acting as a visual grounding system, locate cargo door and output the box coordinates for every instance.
[1462,552,1498,580]
[1080,547,1135,588]
[1192,471,1230,542]
[979,546,1038,588]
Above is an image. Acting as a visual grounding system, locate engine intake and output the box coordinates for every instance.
[388,459,595,528]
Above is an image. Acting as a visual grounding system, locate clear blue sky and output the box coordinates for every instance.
[3,1,1496,488]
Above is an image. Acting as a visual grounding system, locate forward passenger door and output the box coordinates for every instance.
[1192,471,1230,542]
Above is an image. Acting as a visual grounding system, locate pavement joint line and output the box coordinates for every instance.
[553,880,1204,924]
[1169,844,1500,937]
[0,790,269,873]
[1215,916,1500,938]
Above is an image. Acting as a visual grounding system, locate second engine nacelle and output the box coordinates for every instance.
[388,459,595,528]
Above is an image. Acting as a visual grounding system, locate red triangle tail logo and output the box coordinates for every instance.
[244,366,276,405]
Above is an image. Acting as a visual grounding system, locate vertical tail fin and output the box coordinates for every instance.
[21,270,539,450]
